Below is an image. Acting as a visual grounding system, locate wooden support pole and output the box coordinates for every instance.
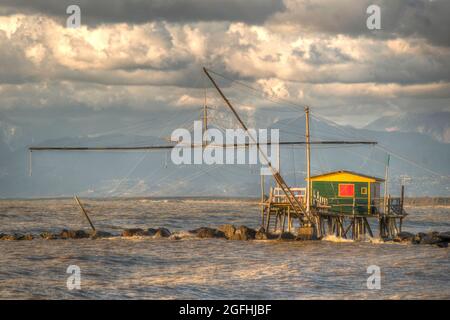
[388,195,391,215]
[393,218,399,236]
[287,207,291,233]
[327,217,332,235]
[260,174,265,227]
[343,219,353,238]
[378,215,383,238]
[400,185,405,215]
[305,107,311,214]
[74,196,96,232]
[363,217,373,238]
[261,207,266,228]
[383,154,390,215]
[362,218,365,236]
[337,217,345,238]
[266,210,271,232]
[28,151,33,177]
[274,210,279,232]
[203,100,208,134]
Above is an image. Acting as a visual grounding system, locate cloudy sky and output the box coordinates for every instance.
[1,0,450,127]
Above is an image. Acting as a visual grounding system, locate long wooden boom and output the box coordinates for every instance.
[28,140,376,152]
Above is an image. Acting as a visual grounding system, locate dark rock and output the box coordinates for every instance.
[267,233,279,240]
[0,233,11,240]
[12,233,25,240]
[218,224,236,239]
[59,229,70,239]
[189,227,225,239]
[22,234,34,240]
[90,230,113,239]
[146,228,157,236]
[72,230,89,239]
[0,233,33,240]
[217,225,257,240]
[13,233,24,240]
[436,242,448,248]
[438,231,450,242]
[60,229,90,239]
[40,232,58,240]
[1,234,15,240]
[255,227,268,240]
[419,232,442,245]
[153,228,171,238]
[393,231,415,243]
[412,232,427,244]
[255,232,268,240]
[231,225,256,240]
[121,228,146,237]
[279,232,295,240]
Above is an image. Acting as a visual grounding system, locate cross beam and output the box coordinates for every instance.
[29,141,376,152]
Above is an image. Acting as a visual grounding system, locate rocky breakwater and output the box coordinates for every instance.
[1,226,449,248]
[0,229,113,240]
[394,231,450,248]
[188,225,288,241]
[120,227,171,238]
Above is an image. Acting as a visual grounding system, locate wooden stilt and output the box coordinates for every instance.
[344,219,353,238]
[327,217,332,235]
[266,210,271,232]
[379,216,384,238]
[274,211,279,232]
[260,175,265,227]
[363,217,374,238]
[287,207,291,233]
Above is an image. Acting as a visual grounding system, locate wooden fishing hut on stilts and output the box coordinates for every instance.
[259,107,407,240]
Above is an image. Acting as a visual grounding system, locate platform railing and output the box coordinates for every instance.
[273,187,306,204]
[321,197,405,216]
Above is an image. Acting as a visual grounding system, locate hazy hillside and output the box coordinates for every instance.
[365,112,450,143]
[1,113,448,198]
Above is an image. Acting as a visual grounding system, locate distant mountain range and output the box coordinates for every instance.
[365,112,450,143]
[0,111,449,198]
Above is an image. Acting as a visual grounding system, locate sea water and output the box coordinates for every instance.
[0,198,448,299]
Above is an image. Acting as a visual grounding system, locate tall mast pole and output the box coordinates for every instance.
[203,87,208,132]
[277,143,281,177]
[305,106,311,213]
[203,86,208,146]
[383,154,390,214]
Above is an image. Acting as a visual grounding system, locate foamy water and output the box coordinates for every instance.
[0,199,448,299]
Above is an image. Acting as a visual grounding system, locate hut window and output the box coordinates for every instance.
[361,187,367,195]
[338,184,354,197]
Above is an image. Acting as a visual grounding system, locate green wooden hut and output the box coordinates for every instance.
[309,170,384,215]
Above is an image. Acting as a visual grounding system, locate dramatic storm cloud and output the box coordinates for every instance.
[0,0,449,125]
[270,0,450,47]
[1,0,285,25]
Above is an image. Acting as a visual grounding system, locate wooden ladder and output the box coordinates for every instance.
[272,171,314,225]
